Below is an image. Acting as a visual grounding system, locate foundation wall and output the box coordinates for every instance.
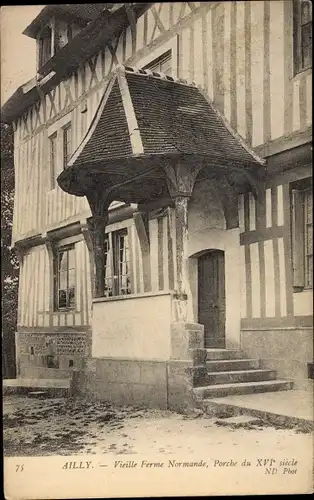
[241,328,313,391]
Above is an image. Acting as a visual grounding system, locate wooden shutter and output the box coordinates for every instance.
[291,189,305,289]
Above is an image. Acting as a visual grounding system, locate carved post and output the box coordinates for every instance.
[80,219,96,298]
[86,189,111,298]
[163,160,203,322]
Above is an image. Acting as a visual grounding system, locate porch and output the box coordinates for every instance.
[56,65,295,411]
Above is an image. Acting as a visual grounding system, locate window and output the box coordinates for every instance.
[39,26,52,68]
[63,123,72,168]
[49,132,57,189]
[104,229,132,297]
[291,180,313,290]
[304,188,313,288]
[55,245,76,309]
[144,50,172,76]
[47,355,59,368]
[293,0,312,73]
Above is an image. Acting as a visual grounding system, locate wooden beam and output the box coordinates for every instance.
[133,211,151,292]
[125,3,137,54]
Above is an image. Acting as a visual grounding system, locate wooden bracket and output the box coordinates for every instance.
[85,190,112,298]
[163,160,203,199]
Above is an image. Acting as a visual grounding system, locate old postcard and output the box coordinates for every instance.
[1,2,313,498]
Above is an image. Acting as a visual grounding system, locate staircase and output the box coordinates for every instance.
[192,349,293,402]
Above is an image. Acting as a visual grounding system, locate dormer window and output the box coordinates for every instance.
[36,17,83,71]
[39,26,52,68]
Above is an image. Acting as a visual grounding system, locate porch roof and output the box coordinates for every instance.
[57,66,266,199]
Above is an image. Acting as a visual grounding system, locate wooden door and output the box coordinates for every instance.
[198,250,226,348]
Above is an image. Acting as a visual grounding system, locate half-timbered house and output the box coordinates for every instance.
[2,2,312,411]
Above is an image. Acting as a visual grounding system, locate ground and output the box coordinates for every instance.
[3,395,312,457]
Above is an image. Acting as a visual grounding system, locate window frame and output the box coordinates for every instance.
[104,228,132,297]
[54,243,76,311]
[293,0,312,75]
[143,49,172,76]
[63,122,72,169]
[48,132,58,190]
[38,25,52,69]
[291,178,313,292]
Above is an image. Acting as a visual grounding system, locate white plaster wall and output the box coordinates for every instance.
[293,290,313,316]
[188,179,226,233]
[92,293,172,360]
[187,180,241,349]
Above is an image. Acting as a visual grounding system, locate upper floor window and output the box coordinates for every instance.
[144,50,172,76]
[39,26,52,68]
[55,245,76,310]
[104,229,131,297]
[291,179,313,290]
[49,132,57,190]
[63,123,72,168]
[293,0,312,74]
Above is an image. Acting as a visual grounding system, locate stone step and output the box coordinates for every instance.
[205,369,277,386]
[27,391,50,399]
[193,380,293,399]
[3,378,71,397]
[206,358,260,372]
[205,349,247,361]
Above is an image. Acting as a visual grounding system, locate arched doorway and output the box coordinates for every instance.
[198,250,226,348]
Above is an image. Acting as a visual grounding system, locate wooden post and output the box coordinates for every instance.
[86,190,111,298]
[80,219,95,298]
[173,195,190,321]
[90,213,109,298]
[163,160,203,322]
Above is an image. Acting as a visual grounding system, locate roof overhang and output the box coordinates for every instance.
[22,4,115,39]
[57,67,266,205]
[1,3,152,124]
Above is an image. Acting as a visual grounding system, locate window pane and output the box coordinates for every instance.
[145,51,172,76]
[56,246,76,309]
[68,286,75,308]
[59,270,67,290]
[58,251,68,273]
[68,268,75,287]
[116,231,131,295]
[68,248,75,270]
[58,289,67,308]
[301,23,312,67]
[104,235,113,296]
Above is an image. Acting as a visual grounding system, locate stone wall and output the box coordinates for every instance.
[16,331,91,379]
[73,359,168,409]
[241,328,313,391]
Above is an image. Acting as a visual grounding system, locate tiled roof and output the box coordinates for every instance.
[77,79,133,165]
[66,66,265,170]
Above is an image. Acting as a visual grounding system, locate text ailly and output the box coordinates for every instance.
[62,461,93,470]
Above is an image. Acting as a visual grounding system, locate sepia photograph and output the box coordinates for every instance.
[1,2,313,498]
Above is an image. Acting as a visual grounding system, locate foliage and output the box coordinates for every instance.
[1,122,18,378]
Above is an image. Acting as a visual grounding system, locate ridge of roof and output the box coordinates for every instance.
[121,66,198,88]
